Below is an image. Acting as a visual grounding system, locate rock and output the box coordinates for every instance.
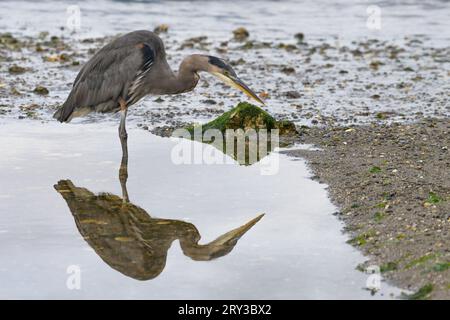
[230,58,246,66]
[187,102,297,136]
[33,86,49,95]
[284,91,301,99]
[8,65,27,74]
[201,99,217,105]
[233,27,249,41]
[281,66,296,74]
[0,33,21,50]
[153,24,169,34]
[150,126,175,138]
[59,53,71,62]
[369,60,383,71]
[43,53,70,63]
[294,32,305,43]
[277,43,297,51]
[259,91,270,99]
[38,31,49,40]
[185,102,297,165]
[276,120,298,136]
[179,36,208,50]
[187,36,207,43]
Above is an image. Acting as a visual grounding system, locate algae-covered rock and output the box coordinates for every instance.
[184,102,298,165]
[33,85,49,95]
[8,65,27,74]
[0,33,21,50]
[153,24,169,34]
[188,102,297,136]
[233,27,249,41]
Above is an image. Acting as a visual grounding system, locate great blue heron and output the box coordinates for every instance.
[53,30,264,163]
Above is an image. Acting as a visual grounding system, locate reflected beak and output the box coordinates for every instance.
[208,213,265,246]
[213,72,266,106]
[181,213,265,261]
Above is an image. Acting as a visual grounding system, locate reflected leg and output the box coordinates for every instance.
[119,160,129,203]
[118,98,128,166]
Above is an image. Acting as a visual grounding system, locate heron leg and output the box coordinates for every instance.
[118,98,129,203]
[119,157,130,203]
[118,98,128,166]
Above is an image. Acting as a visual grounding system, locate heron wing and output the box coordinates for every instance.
[54,32,157,122]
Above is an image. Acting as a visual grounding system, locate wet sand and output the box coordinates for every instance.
[1,24,449,128]
[286,119,450,299]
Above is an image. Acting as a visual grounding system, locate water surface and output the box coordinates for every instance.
[0,120,401,299]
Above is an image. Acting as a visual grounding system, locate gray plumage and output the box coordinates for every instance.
[54,30,172,122]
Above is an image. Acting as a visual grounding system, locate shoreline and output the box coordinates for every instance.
[285,118,449,299]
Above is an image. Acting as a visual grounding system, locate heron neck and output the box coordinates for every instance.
[163,55,205,94]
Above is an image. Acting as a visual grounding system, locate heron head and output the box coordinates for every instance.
[205,56,266,105]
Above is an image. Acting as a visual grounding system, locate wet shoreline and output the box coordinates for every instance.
[1,27,449,128]
[286,118,450,299]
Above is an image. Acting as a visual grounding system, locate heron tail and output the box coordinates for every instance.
[53,102,71,122]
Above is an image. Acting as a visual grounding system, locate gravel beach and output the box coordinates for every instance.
[286,119,450,299]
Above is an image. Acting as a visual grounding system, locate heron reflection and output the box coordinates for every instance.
[54,162,263,280]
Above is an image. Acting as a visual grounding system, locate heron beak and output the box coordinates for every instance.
[213,72,266,106]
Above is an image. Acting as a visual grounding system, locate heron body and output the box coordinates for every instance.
[53,30,264,161]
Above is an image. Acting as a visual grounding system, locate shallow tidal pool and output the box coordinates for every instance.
[0,120,401,299]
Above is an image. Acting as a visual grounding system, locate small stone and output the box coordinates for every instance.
[281,66,295,74]
[259,91,270,99]
[38,31,49,40]
[294,32,305,43]
[59,53,70,62]
[153,24,169,34]
[284,91,301,99]
[369,61,383,70]
[8,65,27,74]
[230,58,246,66]
[201,99,217,105]
[43,54,60,62]
[33,86,49,95]
[233,27,249,41]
